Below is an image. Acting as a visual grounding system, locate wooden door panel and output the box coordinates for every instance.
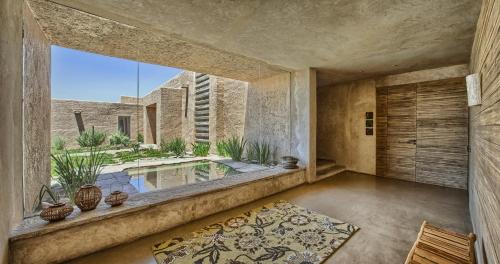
[386,84,417,181]
[416,78,468,189]
[376,87,388,176]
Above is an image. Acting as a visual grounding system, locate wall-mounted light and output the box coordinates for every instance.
[466,73,481,106]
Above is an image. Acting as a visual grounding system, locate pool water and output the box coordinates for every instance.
[125,161,241,193]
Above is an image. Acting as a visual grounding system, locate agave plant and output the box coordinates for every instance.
[51,145,105,204]
[223,137,246,161]
[76,128,106,147]
[192,142,210,157]
[33,184,60,211]
[216,140,228,157]
[165,138,187,157]
[109,131,131,147]
[247,141,272,165]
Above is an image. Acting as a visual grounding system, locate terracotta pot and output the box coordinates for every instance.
[40,202,74,222]
[105,191,128,207]
[75,184,102,211]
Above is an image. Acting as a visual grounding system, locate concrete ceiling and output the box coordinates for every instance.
[34,0,481,85]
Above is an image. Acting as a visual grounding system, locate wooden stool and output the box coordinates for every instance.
[405,221,476,264]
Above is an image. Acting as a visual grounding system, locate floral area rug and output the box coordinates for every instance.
[152,200,359,264]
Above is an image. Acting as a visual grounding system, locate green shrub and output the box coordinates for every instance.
[116,148,168,163]
[165,138,187,157]
[216,140,228,157]
[247,141,272,165]
[131,142,141,153]
[52,136,66,152]
[192,142,210,157]
[137,133,144,143]
[160,139,169,153]
[76,129,106,147]
[223,137,246,161]
[51,146,105,204]
[109,132,131,147]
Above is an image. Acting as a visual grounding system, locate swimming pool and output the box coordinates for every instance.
[125,160,241,193]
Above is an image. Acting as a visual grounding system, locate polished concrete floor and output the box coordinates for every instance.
[68,172,470,264]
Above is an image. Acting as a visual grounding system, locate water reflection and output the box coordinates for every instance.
[125,161,240,193]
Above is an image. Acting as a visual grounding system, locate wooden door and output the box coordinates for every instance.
[376,84,417,181]
[386,84,417,181]
[416,78,468,189]
[376,78,468,189]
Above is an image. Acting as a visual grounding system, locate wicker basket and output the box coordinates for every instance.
[75,184,102,211]
[40,202,74,222]
[105,191,128,207]
[281,156,299,169]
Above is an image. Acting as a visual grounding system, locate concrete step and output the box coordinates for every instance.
[195,99,210,106]
[195,75,210,84]
[316,159,337,172]
[316,165,346,180]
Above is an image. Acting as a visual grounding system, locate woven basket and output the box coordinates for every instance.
[105,191,128,207]
[40,202,74,222]
[75,184,102,211]
[281,156,299,169]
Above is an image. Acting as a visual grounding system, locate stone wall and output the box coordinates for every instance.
[51,100,143,148]
[0,0,23,262]
[161,71,195,147]
[51,71,247,152]
[221,77,248,140]
[317,80,376,175]
[23,2,52,215]
[468,0,500,262]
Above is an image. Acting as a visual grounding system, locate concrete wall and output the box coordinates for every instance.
[245,73,291,161]
[0,0,23,262]
[23,3,52,214]
[468,0,500,263]
[51,100,143,148]
[317,80,376,175]
[291,69,317,182]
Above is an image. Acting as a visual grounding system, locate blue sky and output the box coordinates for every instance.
[51,46,182,102]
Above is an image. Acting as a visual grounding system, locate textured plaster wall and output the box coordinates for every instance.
[245,73,291,161]
[23,3,51,214]
[26,0,284,82]
[317,80,376,175]
[51,100,143,148]
[0,0,23,262]
[290,69,317,182]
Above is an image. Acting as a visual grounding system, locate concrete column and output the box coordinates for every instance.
[0,0,23,261]
[22,3,51,215]
[290,69,317,183]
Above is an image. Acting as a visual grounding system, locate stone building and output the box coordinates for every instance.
[51,71,248,150]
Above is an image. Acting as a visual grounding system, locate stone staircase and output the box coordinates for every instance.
[195,73,210,143]
[316,159,346,180]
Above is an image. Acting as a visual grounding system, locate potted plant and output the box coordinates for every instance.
[52,128,106,211]
[35,185,73,222]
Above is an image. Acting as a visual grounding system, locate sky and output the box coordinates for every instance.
[51,45,182,102]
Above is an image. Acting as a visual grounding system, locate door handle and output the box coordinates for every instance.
[407,139,416,145]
